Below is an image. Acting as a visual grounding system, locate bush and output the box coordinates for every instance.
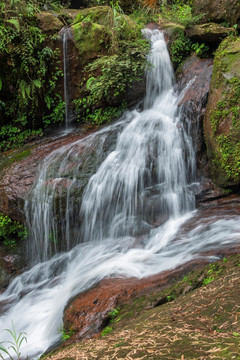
[0,0,64,152]
[0,214,27,249]
[169,29,192,68]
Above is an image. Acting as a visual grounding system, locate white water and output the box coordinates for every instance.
[1,29,240,359]
[62,27,73,129]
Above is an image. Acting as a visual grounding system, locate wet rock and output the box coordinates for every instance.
[37,12,64,35]
[204,36,240,187]
[0,129,95,222]
[192,0,240,28]
[195,177,227,205]
[177,54,213,172]
[186,23,234,45]
[0,248,24,291]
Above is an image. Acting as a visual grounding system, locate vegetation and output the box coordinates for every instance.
[0,213,26,249]
[72,3,150,124]
[205,36,240,185]
[0,0,218,149]
[44,254,240,359]
[0,323,27,360]
[0,0,64,152]
[60,327,74,342]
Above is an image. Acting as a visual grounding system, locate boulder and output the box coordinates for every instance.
[177,54,213,172]
[0,131,93,223]
[186,23,235,45]
[72,21,112,62]
[204,36,240,187]
[36,11,64,35]
[192,0,240,28]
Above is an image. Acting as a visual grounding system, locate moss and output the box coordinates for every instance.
[0,149,32,174]
[72,21,112,61]
[204,36,240,186]
[73,6,113,26]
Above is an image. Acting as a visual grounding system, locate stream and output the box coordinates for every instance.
[0,29,240,359]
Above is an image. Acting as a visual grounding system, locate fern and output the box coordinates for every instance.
[6,18,20,32]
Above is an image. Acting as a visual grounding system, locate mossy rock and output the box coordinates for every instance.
[72,21,112,61]
[73,6,138,38]
[36,11,64,35]
[71,6,139,63]
[192,0,240,28]
[186,23,235,44]
[73,6,113,26]
[204,36,240,187]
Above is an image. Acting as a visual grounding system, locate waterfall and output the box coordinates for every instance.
[1,29,240,359]
[62,27,73,129]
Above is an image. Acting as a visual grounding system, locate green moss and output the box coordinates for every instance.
[72,21,111,60]
[101,326,113,336]
[73,6,112,26]
[205,37,240,186]
[9,150,31,163]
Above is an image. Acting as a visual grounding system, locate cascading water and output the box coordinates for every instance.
[61,27,73,129]
[1,29,240,359]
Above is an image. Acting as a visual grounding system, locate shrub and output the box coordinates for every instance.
[0,0,64,152]
[169,29,192,68]
[0,214,27,249]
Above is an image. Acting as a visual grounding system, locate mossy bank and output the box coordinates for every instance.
[204,36,240,187]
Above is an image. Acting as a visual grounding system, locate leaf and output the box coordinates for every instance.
[0,78,2,91]
[7,18,20,33]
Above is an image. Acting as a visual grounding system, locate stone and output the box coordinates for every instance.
[72,21,112,62]
[0,130,94,223]
[204,37,240,187]
[186,23,235,45]
[177,54,213,172]
[192,0,240,28]
[36,11,64,35]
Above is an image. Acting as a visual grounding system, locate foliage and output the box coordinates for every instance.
[0,126,43,152]
[0,0,64,152]
[74,6,150,125]
[191,42,209,58]
[101,326,113,336]
[202,276,214,286]
[159,3,205,26]
[166,294,176,302]
[108,308,120,319]
[60,327,74,342]
[0,213,27,248]
[0,323,27,360]
[169,29,192,68]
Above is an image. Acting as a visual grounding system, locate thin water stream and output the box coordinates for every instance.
[62,27,73,130]
[0,29,240,359]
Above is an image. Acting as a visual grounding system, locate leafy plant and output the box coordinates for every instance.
[169,29,192,68]
[0,0,64,152]
[202,276,214,286]
[75,38,149,124]
[60,327,74,342]
[191,42,209,58]
[101,326,113,336]
[108,308,119,320]
[160,3,205,26]
[0,213,27,248]
[0,323,27,360]
[166,294,176,302]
